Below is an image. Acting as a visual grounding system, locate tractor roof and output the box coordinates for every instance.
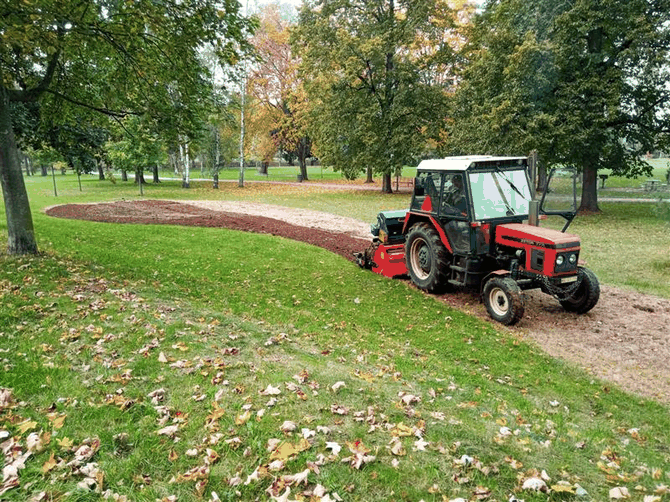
[417,156,527,172]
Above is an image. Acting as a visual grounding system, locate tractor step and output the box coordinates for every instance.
[450,255,484,288]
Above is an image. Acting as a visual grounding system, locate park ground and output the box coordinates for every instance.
[46,198,670,404]
[1,169,669,502]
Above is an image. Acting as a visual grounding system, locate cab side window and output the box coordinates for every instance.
[441,173,466,215]
[411,171,440,211]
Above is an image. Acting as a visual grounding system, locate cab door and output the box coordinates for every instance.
[540,168,580,232]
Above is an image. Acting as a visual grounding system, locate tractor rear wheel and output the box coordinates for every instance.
[405,222,450,293]
[559,267,600,314]
[482,276,525,325]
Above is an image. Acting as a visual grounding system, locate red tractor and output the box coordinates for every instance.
[356,156,600,325]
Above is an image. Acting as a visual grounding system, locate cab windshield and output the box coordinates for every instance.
[468,169,532,221]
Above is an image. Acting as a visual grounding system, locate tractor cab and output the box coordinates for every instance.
[407,156,532,256]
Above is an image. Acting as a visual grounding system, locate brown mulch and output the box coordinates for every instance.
[46,200,670,404]
[46,200,364,262]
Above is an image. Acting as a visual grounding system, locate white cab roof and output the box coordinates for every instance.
[417,156,527,172]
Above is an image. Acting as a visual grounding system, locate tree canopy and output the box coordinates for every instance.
[248,4,312,179]
[0,0,253,254]
[292,0,468,192]
[449,0,670,211]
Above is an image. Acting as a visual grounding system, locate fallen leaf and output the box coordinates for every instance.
[399,393,420,405]
[235,410,251,426]
[414,438,429,451]
[283,468,310,486]
[157,425,179,438]
[325,442,341,456]
[17,420,38,434]
[330,404,349,415]
[26,432,43,452]
[41,452,57,473]
[551,482,575,494]
[269,439,311,461]
[280,421,297,432]
[260,385,281,396]
[522,477,548,493]
[390,441,406,456]
[610,487,630,499]
[57,437,73,449]
[473,486,491,500]
[48,414,66,430]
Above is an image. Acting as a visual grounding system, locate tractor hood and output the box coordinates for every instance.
[496,223,580,250]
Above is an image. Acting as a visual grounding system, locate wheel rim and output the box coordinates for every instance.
[488,287,509,317]
[409,238,430,280]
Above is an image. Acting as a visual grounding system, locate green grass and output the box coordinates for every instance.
[147,163,418,183]
[596,158,670,199]
[541,203,670,297]
[1,172,669,501]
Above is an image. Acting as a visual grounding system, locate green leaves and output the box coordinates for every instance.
[451,0,670,210]
[292,0,458,184]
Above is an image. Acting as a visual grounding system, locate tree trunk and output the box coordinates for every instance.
[0,88,38,255]
[41,165,48,176]
[297,137,311,181]
[121,169,128,182]
[152,164,160,183]
[214,127,220,176]
[258,162,269,175]
[21,154,31,176]
[299,155,308,181]
[170,151,179,175]
[381,172,393,193]
[134,169,146,184]
[213,173,219,189]
[579,164,600,213]
[182,142,190,188]
[97,162,105,180]
[365,166,374,183]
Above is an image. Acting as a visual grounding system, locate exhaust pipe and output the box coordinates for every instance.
[528,200,540,227]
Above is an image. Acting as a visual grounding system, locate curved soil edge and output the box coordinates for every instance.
[46,200,670,404]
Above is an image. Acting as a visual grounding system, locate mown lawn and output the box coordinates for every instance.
[0,174,669,501]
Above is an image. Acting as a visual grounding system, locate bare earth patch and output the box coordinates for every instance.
[46,200,670,404]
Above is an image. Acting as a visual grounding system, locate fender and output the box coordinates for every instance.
[402,212,454,254]
[480,270,510,293]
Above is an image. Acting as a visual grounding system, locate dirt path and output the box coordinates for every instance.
[45,200,670,404]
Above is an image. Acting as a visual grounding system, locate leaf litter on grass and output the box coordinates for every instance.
[1,253,669,501]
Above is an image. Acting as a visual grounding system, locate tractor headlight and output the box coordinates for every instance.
[556,255,565,266]
[569,253,577,264]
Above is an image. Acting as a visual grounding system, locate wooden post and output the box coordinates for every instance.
[51,166,57,197]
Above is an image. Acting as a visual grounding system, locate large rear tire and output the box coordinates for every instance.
[482,277,525,325]
[559,267,600,314]
[405,222,450,293]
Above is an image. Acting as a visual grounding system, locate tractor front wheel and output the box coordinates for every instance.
[559,267,600,314]
[405,223,450,293]
[482,276,525,325]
